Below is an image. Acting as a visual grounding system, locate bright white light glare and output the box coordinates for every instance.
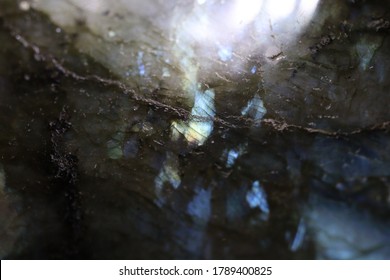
[299,0,321,19]
[232,0,320,37]
[265,0,296,21]
[168,0,319,146]
[19,1,30,11]
[175,0,321,54]
[231,0,264,28]
[181,0,319,52]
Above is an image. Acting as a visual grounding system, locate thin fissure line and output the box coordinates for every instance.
[8,28,390,136]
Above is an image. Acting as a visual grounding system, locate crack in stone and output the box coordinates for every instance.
[7,27,390,137]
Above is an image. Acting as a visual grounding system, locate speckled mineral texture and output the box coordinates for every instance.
[0,0,389,259]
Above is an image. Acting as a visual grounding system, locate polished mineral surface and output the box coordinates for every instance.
[0,0,389,259]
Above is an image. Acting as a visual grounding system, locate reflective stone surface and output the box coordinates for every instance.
[0,0,389,259]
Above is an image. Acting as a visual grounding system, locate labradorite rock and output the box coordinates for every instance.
[0,0,389,259]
